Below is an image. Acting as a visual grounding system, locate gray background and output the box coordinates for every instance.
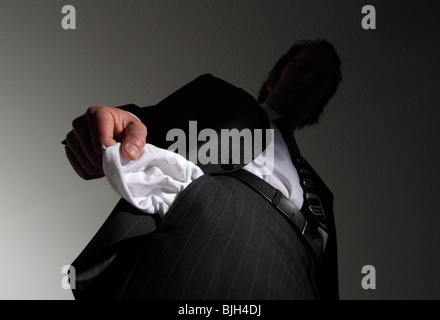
[1,0,439,300]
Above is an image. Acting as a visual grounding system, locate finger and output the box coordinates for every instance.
[71,115,103,168]
[86,106,117,154]
[66,130,104,177]
[65,143,104,180]
[121,120,147,160]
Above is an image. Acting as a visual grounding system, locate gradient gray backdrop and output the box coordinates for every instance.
[1,0,439,300]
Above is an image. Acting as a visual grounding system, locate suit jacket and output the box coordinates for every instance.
[71,74,338,300]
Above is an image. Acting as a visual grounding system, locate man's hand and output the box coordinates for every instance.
[64,106,147,180]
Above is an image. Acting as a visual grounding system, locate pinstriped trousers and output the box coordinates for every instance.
[118,174,318,300]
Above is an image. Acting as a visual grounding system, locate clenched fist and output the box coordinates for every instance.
[64,106,147,180]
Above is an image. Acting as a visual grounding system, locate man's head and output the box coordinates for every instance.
[258,39,342,129]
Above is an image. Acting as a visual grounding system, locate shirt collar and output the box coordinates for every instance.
[259,103,281,122]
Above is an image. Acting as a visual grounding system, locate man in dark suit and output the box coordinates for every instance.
[64,39,342,300]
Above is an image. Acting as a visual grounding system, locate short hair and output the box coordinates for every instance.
[257,39,342,128]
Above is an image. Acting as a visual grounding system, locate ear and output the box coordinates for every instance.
[265,73,274,92]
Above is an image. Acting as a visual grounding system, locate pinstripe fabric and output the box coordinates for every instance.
[120,174,317,300]
[74,199,160,259]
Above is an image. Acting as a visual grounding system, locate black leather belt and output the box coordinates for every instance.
[212,169,323,261]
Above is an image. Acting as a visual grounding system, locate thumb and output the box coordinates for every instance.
[121,120,147,160]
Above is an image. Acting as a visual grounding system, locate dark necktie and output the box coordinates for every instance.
[274,117,328,232]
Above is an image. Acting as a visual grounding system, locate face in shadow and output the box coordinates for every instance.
[265,46,335,127]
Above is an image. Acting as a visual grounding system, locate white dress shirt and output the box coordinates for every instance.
[243,104,304,209]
